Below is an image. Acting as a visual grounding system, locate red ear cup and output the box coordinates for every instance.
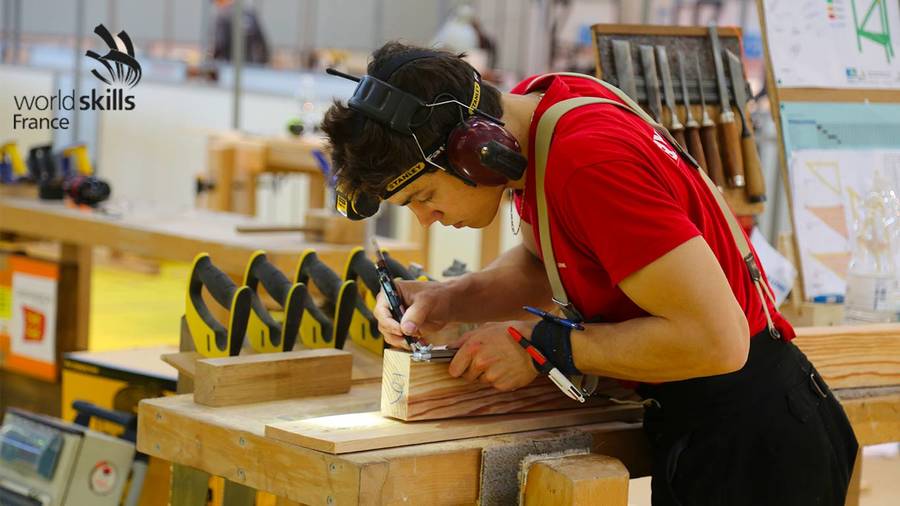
[446,116,524,186]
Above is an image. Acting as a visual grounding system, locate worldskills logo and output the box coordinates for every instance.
[11,24,138,131]
[85,24,142,88]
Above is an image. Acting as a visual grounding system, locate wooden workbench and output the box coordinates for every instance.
[137,324,900,505]
[203,133,328,216]
[0,196,420,416]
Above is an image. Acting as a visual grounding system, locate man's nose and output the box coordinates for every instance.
[410,203,443,227]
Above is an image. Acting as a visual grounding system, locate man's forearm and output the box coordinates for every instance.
[571,315,749,383]
[445,244,553,323]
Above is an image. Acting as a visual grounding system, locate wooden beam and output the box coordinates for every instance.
[265,405,642,454]
[164,342,383,387]
[193,349,352,407]
[0,197,422,276]
[838,388,900,446]
[522,454,629,506]
[793,324,900,389]
[380,349,636,421]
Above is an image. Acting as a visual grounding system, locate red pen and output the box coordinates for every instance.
[506,327,586,403]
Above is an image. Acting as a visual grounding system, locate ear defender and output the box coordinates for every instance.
[447,116,526,185]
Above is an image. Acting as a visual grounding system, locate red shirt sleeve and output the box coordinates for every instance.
[554,158,701,286]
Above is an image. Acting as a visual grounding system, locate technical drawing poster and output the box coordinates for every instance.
[789,149,900,299]
[764,0,900,88]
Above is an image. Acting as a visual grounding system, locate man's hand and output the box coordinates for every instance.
[373,280,455,349]
[448,321,539,392]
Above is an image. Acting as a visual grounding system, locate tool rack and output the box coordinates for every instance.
[591,24,765,217]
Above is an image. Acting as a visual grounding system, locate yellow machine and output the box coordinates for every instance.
[61,144,93,176]
[0,142,28,183]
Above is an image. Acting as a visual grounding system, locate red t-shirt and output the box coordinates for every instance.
[510,74,794,341]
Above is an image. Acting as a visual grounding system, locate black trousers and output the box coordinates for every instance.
[637,331,858,506]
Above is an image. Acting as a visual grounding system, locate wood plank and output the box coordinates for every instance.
[380,349,635,421]
[265,405,642,454]
[56,243,91,361]
[193,349,352,407]
[139,388,649,504]
[777,88,900,103]
[837,388,900,446]
[522,454,629,506]
[793,324,900,389]
[137,386,381,505]
[170,465,212,506]
[0,197,421,275]
[163,340,383,386]
[590,23,741,38]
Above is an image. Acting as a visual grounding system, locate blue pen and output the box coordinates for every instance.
[523,305,585,330]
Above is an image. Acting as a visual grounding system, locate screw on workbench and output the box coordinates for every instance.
[329,463,336,472]
[239,437,246,447]
[326,496,334,505]
[155,443,160,452]
[155,412,162,420]
[237,468,246,481]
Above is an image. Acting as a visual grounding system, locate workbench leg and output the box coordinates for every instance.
[57,243,91,355]
[170,465,211,506]
[522,454,629,506]
[844,447,863,506]
[222,480,256,506]
[308,172,325,210]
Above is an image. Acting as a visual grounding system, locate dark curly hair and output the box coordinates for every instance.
[321,41,503,198]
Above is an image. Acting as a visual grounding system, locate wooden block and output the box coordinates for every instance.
[164,340,382,387]
[193,349,352,407]
[0,183,38,199]
[304,208,365,244]
[380,349,633,421]
[780,302,845,327]
[838,388,900,446]
[793,323,900,389]
[265,404,642,454]
[522,454,629,506]
[233,138,267,174]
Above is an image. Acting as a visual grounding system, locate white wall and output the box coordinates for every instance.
[0,65,54,151]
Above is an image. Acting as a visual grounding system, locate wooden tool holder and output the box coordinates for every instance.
[590,24,765,217]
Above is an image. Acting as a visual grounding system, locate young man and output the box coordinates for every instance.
[322,42,858,505]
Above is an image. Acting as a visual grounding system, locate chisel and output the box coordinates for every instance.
[639,45,664,128]
[708,25,745,188]
[612,40,639,100]
[725,49,766,202]
[695,56,726,190]
[677,51,708,174]
[655,45,686,149]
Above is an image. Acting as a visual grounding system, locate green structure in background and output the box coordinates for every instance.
[851,0,894,62]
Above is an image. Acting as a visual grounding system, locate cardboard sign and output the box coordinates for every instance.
[6,256,59,381]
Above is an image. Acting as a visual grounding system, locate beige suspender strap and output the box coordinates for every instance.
[535,97,624,321]
[532,75,779,336]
